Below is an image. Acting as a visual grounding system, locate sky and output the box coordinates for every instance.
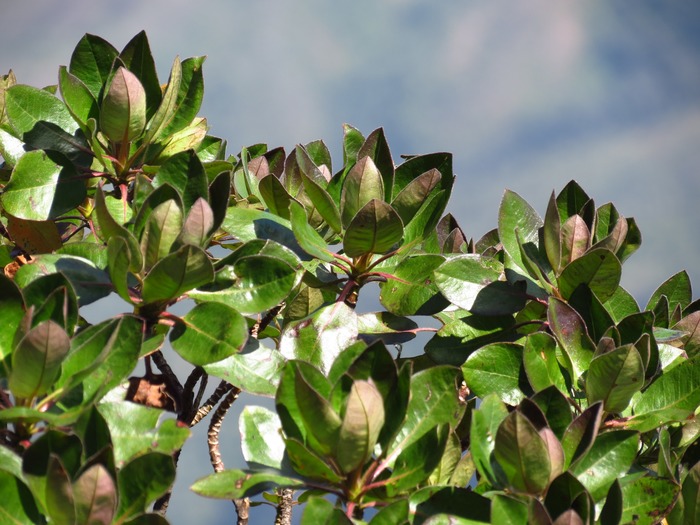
[2,2,700,524]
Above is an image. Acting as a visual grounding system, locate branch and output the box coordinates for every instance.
[274,488,294,525]
[207,386,249,525]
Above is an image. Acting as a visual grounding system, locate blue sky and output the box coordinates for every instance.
[2,2,700,523]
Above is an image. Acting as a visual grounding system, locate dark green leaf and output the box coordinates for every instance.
[387,425,448,496]
[151,56,205,139]
[344,199,403,257]
[73,464,117,525]
[569,430,638,502]
[289,200,335,262]
[411,486,490,525]
[141,244,213,303]
[357,128,394,202]
[0,470,45,525]
[498,190,543,275]
[139,198,183,270]
[379,254,448,316]
[284,437,344,483]
[118,31,161,119]
[69,33,118,99]
[523,332,568,394]
[170,301,248,366]
[117,454,173,521]
[391,168,442,226]
[341,156,385,227]
[94,186,143,273]
[586,344,644,413]
[100,67,147,142]
[152,150,208,211]
[543,191,562,273]
[463,343,527,405]
[491,494,529,525]
[560,403,602,469]
[432,255,502,312]
[558,248,621,302]
[259,174,293,220]
[9,320,69,399]
[58,66,98,127]
[301,496,354,525]
[646,270,692,314]
[191,254,299,315]
[547,298,595,382]
[629,355,700,432]
[0,275,25,366]
[392,152,452,201]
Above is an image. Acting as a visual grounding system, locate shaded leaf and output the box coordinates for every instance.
[117,454,173,521]
[73,464,117,525]
[141,244,213,304]
[558,248,621,302]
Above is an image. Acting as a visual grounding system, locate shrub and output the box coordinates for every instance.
[0,31,698,525]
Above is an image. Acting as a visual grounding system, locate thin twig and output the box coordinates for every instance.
[274,488,294,525]
[151,350,184,408]
[190,380,233,426]
[208,386,249,525]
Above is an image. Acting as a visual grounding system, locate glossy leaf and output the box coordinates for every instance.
[152,149,208,211]
[140,198,183,270]
[204,338,286,396]
[191,469,303,500]
[392,152,452,202]
[569,430,638,502]
[543,191,562,273]
[387,366,465,462]
[391,168,442,226]
[69,33,118,99]
[5,84,79,138]
[619,476,679,525]
[151,56,204,139]
[495,410,552,494]
[170,301,248,366]
[9,320,70,399]
[629,355,700,432]
[73,464,117,525]
[191,254,299,315]
[0,470,44,525]
[301,496,354,525]
[284,437,344,483]
[380,254,448,316]
[0,274,26,364]
[558,248,621,302]
[118,31,162,119]
[117,454,174,521]
[559,215,590,267]
[240,406,285,469]
[463,343,526,405]
[523,332,568,394]
[2,150,86,221]
[289,200,336,262]
[336,380,385,473]
[279,303,358,374]
[491,495,529,525]
[432,255,502,312]
[646,270,692,313]
[547,297,595,382]
[344,199,403,257]
[58,65,97,127]
[259,174,293,220]
[100,67,146,142]
[98,401,190,467]
[586,344,644,413]
[141,244,213,304]
[341,156,384,227]
[357,128,394,201]
[94,186,143,272]
[387,425,448,496]
[560,403,603,469]
[498,189,543,275]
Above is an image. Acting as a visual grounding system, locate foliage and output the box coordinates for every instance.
[0,32,699,525]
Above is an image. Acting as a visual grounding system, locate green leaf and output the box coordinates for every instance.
[646,270,692,313]
[259,174,293,220]
[410,487,490,525]
[107,237,133,303]
[392,152,452,202]
[301,496,354,525]
[603,285,640,323]
[560,403,603,469]
[569,430,639,502]
[294,366,342,456]
[543,191,562,273]
[491,495,529,525]
[191,469,303,500]
[341,156,385,227]
[357,128,394,202]
[118,31,162,120]
[498,189,543,275]
[58,315,144,396]
[470,394,508,484]
[289,200,335,262]
[170,301,248,366]
[14,254,111,306]
[139,198,183,270]
[559,214,590,267]
[94,186,143,273]
[73,464,117,525]
[586,344,645,413]
[279,303,358,374]
[380,254,448,316]
[2,150,86,221]
[619,476,679,525]
[141,244,213,304]
[221,206,299,252]
[390,168,442,226]
[98,401,190,467]
[0,275,25,365]
[100,66,147,142]
[387,366,465,461]
[0,470,45,525]
[69,33,118,100]
[9,320,70,400]
[494,410,551,494]
[463,343,527,406]
[370,500,410,525]
[22,272,79,333]
[45,455,75,525]
[432,255,502,312]
[558,248,621,302]
[284,437,344,483]
[6,84,79,138]
[343,199,403,257]
[152,149,208,211]
[547,297,596,382]
[191,254,299,315]
[204,338,286,396]
[240,406,285,469]
[629,355,700,432]
[336,380,385,473]
[387,425,448,496]
[117,454,174,521]
[523,332,568,394]
[674,460,700,525]
[58,66,98,127]
[356,312,418,345]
